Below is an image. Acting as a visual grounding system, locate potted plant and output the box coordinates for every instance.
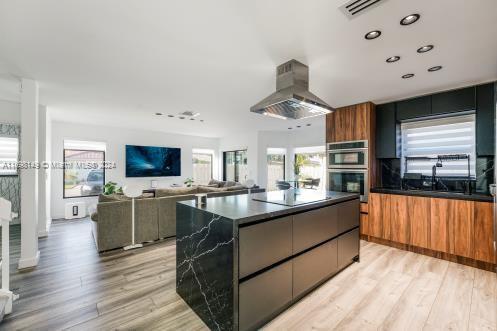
[184,178,194,187]
[103,181,123,195]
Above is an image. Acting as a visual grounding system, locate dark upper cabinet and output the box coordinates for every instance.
[396,96,431,121]
[376,103,399,159]
[431,87,476,116]
[476,83,495,156]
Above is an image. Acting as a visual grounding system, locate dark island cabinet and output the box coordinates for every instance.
[476,83,495,156]
[396,95,431,121]
[431,86,476,116]
[376,102,399,158]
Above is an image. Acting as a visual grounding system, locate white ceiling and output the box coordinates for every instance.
[0,0,496,137]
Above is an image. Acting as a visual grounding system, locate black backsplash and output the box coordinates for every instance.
[377,157,494,195]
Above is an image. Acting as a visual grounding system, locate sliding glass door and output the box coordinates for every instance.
[223,150,247,182]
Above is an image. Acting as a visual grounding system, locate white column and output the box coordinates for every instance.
[37,105,51,237]
[18,78,40,269]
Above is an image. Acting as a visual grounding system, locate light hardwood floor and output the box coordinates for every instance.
[1,219,496,330]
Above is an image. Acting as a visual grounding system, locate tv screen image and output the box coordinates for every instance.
[126,145,181,177]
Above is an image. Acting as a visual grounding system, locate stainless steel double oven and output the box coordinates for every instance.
[327,140,369,202]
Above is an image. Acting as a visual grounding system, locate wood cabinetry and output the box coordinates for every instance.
[448,200,474,258]
[326,102,374,143]
[390,195,409,244]
[474,201,495,263]
[408,196,431,249]
[368,193,495,267]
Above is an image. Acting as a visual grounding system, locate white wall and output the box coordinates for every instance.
[0,100,20,124]
[38,106,51,237]
[50,121,219,219]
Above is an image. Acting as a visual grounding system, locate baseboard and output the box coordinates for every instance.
[18,251,40,270]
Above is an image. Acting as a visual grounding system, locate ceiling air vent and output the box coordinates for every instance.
[339,0,388,19]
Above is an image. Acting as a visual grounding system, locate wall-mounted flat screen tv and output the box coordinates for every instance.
[126,145,181,177]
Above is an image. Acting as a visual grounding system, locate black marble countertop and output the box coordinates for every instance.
[371,188,493,202]
[178,190,360,225]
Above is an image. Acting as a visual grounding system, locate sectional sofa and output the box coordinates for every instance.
[90,184,264,252]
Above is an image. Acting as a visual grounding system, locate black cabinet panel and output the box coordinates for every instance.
[396,96,431,121]
[476,83,495,156]
[376,103,399,158]
[431,87,476,116]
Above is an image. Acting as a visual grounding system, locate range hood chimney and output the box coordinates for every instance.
[250,59,334,120]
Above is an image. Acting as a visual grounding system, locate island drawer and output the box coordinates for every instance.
[293,239,338,298]
[337,228,359,269]
[293,205,338,254]
[239,216,293,279]
[239,260,293,331]
[337,199,360,234]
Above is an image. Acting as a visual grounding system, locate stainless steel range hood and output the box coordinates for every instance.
[250,59,334,120]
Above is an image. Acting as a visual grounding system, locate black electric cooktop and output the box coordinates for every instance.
[252,189,331,207]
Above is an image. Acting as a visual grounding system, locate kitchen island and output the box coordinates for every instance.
[176,189,360,331]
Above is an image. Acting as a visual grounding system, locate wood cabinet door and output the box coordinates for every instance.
[473,201,495,263]
[369,193,391,240]
[369,193,382,238]
[430,198,450,253]
[448,200,474,259]
[390,195,409,244]
[408,196,431,249]
[326,104,369,142]
[360,214,369,236]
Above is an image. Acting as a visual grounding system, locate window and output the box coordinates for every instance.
[223,150,247,182]
[294,146,326,189]
[401,114,476,177]
[192,150,213,185]
[63,140,106,198]
[0,137,19,176]
[267,148,286,191]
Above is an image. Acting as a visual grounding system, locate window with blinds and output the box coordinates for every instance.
[401,114,476,177]
[0,137,19,176]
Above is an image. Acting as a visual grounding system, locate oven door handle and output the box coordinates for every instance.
[328,169,368,173]
[328,148,368,153]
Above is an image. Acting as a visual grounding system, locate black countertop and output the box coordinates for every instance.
[178,189,360,225]
[371,188,493,202]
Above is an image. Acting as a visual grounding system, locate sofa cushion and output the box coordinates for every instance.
[98,193,131,203]
[155,187,199,197]
[207,179,223,188]
[197,186,229,194]
[226,185,247,191]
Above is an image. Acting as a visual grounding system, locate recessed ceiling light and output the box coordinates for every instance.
[155,112,163,116]
[200,120,204,122]
[364,30,381,40]
[296,125,301,128]
[428,66,443,72]
[400,14,420,26]
[167,114,174,118]
[417,45,434,53]
[288,127,292,130]
[402,73,415,79]
[386,56,401,63]
[190,118,195,121]
[179,116,185,119]
[306,124,311,126]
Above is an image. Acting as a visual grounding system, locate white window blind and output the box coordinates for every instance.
[0,137,19,176]
[401,114,476,177]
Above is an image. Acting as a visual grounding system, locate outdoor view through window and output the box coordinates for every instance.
[64,140,106,198]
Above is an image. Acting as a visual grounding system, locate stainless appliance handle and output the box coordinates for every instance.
[328,169,368,173]
[328,148,369,153]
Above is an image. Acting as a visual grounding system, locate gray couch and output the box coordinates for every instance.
[90,184,264,252]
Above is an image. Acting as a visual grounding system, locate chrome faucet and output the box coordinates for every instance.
[432,157,443,191]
